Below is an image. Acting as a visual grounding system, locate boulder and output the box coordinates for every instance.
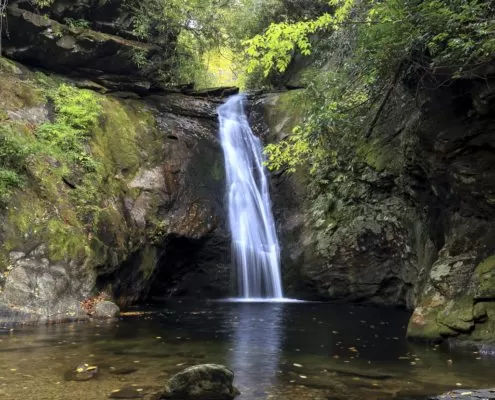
[93,300,120,319]
[162,364,239,400]
[1,246,94,323]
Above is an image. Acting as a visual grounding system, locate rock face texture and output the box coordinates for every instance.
[254,62,495,345]
[3,0,174,93]
[0,58,231,323]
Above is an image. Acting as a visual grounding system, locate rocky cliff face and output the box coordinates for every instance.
[255,63,495,346]
[0,0,239,323]
[0,57,232,323]
[3,0,175,93]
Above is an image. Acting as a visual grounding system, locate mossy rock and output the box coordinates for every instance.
[469,302,495,343]
[357,138,401,173]
[407,312,457,341]
[407,300,458,342]
[262,90,307,142]
[437,297,475,333]
[475,255,495,299]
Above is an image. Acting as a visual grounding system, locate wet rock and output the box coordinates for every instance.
[429,389,495,399]
[93,301,120,319]
[161,364,239,399]
[64,363,99,381]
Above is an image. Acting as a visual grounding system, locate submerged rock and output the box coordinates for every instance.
[64,363,99,381]
[161,364,239,400]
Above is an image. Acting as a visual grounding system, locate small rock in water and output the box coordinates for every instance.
[64,363,99,381]
[93,301,120,319]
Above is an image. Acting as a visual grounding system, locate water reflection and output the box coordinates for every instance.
[229,302,285,397]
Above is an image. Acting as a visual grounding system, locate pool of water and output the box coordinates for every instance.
[0,301,493,400]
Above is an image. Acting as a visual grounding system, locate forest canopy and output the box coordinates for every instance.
[124,0,333,86]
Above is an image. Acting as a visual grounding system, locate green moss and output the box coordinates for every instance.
[263,89,307,142]
[476,255,495,275]
[357,138,400,173]
[3,190,88,261]
[475,255,495,299]
[437,297,475,333]
[0,57,23,75]
[147,219,169,245]
[407,307,457,341]
[469,302,495,343]
[0,63,165,280]
[92,97,140,175]
[0,75,44,111]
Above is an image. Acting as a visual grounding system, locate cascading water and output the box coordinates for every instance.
[218,94,283,299]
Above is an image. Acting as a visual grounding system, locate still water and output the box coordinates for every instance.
[1,301,493,400]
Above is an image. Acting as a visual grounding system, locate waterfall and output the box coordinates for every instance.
[218,94,283,299]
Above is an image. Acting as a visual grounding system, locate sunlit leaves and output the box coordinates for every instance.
[243,0,356,76]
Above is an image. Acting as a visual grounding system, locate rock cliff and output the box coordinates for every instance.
[0,57,231,323]
[254,62,495,346]
[3,0,171,93]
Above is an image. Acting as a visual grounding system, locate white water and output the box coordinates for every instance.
[218,94,283,299]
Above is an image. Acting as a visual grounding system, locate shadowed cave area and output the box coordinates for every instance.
[96,233,232,305]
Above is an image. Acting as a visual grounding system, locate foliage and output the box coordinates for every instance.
[245,0,495,79]
[0,126,33,203]
[125,0,335,86]
[37,84,101,172]
[126,0,229,84]
[244,0,355,76]
[64,18,91,30]
[257,0,495,173]
[253,0,495,244]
